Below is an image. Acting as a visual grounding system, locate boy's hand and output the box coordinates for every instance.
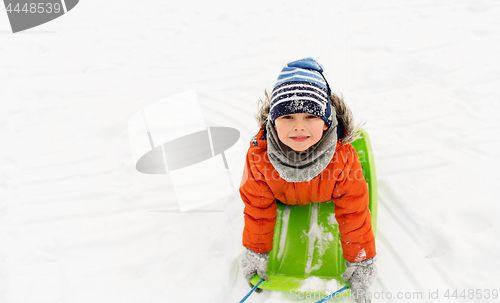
[239,248,269,292]
[342,257,377,303]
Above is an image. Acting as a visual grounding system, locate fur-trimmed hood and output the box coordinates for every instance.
[329,92,362,144]
[255,91,362,145]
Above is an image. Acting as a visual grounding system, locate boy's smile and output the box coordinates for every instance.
[289,136,309,142]
[274,113,328,152]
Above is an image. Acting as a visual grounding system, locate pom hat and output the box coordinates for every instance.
[269,58,333,127]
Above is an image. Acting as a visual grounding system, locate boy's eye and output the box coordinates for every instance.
[281,115,292,119]
[307,115,318,119]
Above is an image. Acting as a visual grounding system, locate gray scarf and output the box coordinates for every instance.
[266,118,338,182]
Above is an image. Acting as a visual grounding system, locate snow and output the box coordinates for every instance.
[304,203,334,274]
[299,276,342,296]
[1,0,500,302]
[277,205,291,261]
[354,248,367,263]
[328,213,337,226]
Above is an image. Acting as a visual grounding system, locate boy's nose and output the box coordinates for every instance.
[293,120,306,131]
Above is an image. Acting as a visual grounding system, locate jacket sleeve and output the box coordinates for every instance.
[239,148,277,254]
[332,144,376,263]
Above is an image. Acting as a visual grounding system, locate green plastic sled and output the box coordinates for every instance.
[250,130,377,295]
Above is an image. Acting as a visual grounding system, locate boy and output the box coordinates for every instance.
[239,58,377,303]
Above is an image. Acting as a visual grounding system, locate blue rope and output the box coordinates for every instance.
[239,279,265,303]
[315,286,350,303]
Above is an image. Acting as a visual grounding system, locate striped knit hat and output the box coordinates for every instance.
[269,58,333,127]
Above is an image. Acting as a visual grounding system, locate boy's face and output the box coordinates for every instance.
[274,113,328,152]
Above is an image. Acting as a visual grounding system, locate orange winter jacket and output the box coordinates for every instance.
[240,127,376,263]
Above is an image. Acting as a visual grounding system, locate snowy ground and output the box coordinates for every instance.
[1,0,500,302]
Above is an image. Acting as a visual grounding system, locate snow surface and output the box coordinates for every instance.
[299,277,341,296]
[1,0,500,302]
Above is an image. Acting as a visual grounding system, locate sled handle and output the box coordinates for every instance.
[239,279,264,303]
[315,286,350,303]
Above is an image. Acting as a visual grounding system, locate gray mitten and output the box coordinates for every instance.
[239,248,269,292]
[342,257,377,303]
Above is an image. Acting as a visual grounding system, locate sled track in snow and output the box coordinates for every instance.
[378,194,463,302]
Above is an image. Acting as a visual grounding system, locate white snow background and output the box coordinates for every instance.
[1,0,499,302]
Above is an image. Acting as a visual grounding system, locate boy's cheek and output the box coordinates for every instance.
[275,125,288,137]
[308,124,324,135]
